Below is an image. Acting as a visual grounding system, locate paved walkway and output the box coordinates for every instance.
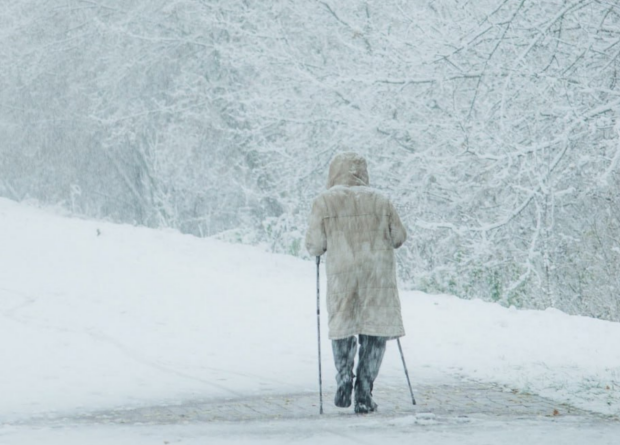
[17,380,614,428]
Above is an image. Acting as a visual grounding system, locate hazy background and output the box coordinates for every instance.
[1,0,619,320]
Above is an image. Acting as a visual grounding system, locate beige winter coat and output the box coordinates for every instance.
[305,153,407,340]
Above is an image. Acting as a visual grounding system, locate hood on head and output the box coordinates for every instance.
[327,152,369,189]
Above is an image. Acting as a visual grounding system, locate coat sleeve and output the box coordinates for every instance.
[305,197,327,257]
[388,200,407,249]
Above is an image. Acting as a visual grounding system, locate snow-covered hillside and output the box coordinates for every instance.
[1,197,620,427]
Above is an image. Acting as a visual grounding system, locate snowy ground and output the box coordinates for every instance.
[1,197,620,444]
[6,415,620,445]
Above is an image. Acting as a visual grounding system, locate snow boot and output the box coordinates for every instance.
[332,336,357,408]
[354,335,387,414]
[354,379,378,414]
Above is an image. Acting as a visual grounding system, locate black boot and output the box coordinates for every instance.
[354,335,386,414]
[332,336,357,408]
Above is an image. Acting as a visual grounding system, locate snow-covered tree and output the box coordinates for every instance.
[1,0,619,320]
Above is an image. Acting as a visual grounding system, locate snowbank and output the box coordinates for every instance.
[0,197,619,421]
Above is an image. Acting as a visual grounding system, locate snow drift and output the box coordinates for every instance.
[1,198,619,423]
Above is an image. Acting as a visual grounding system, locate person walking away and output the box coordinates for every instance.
[305,152,407,414]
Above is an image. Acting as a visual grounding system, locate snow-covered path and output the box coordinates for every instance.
[4,380,620,445]
[5,373,620,445]
[1,198,620,443]
[10,379,591,426]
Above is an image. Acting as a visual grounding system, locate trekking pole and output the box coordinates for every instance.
[316,256,324,415]
[397,338,416,405]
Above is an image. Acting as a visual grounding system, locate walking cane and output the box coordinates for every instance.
[316,256,324,415]
[397,338,416,405]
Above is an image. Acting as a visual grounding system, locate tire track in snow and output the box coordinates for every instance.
[0,286,38,318]
[0,287,243,397]
[85,330,245,397]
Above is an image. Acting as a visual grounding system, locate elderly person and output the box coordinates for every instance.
[305,152,407,414]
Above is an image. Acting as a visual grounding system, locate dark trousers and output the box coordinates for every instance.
[332,335,387,398]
